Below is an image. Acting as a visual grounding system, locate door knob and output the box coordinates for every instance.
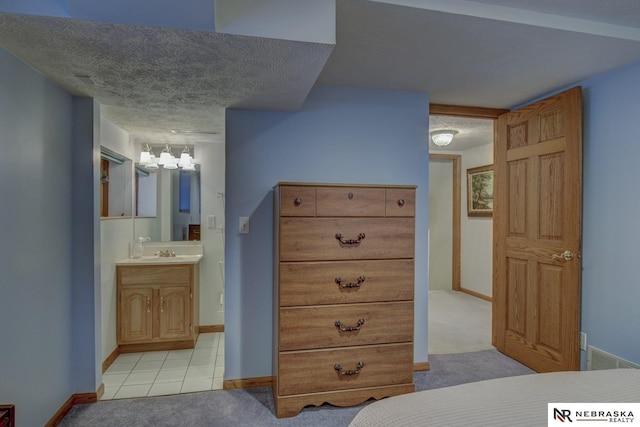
[551,250,575,261]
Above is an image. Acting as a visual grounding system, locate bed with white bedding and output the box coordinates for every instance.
[349,369,640,427]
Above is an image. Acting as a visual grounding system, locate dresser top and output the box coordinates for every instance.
[275,182,416,189]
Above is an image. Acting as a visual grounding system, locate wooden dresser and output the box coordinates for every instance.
[273,182,416,418]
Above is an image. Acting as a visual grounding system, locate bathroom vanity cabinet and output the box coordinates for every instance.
[116,263,199,352]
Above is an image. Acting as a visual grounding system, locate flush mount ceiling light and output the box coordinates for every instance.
[430,130,459,147]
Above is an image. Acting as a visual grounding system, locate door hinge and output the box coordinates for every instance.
[190,292,193,299]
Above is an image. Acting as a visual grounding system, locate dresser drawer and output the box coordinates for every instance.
[118,265,192,285]
[279,301,413,351]
[279,218,414,261]
[279,260,413,306]
[385,188,416,217]
[279,186,316,217]
[316,187,385,217]
[278,343,413,396]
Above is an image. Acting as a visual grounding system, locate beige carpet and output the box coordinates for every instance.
[428,290,494,354]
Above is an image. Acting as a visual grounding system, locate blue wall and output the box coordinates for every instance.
[579,60,640,367]
[0,47,98,425]
[70,98,102,392]
[225,85,430,379]
[0,45,73,426]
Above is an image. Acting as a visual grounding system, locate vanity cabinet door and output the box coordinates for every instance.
[158,286,191,340]
[120,287,153,343]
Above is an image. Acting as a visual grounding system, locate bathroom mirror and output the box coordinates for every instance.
[136,165,157,217]
[134,166,201,242]
[100,146,133,218]
[172,168,201,240]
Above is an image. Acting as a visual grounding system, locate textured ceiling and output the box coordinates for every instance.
[0,13,333,144]
[1,0,640,147]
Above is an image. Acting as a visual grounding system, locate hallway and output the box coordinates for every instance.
[428,290,493,355]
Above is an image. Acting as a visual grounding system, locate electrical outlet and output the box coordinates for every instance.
[239,216,250,234]
[580,332,587,351]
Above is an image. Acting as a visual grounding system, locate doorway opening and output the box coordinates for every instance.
[427,105,504,355]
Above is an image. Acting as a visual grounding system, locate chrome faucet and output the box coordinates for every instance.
[156,249,176,257]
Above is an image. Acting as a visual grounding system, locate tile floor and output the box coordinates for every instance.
[101,332,224,400]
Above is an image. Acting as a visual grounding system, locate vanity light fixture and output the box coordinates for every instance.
[430,129,459,147]
[139,143,153,165]
[145,154,159,169]
[163,160,178,170]
[158,144,173,166]
[139,144,199,171]
[178,145,193,168]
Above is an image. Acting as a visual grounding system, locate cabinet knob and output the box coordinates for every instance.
[294,197,302,206]
[398,199,405,206]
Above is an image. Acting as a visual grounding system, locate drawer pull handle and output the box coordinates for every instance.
[334,361,365,376]
[294,197,302,205]
[146,297,151,313]
[335,318,365,332]
[335,276,366,288]
[335,233,366,245]
[398,199,405,206]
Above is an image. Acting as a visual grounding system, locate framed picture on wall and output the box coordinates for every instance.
[467,164,493,217]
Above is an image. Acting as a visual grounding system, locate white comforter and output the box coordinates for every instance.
[349,369,640,427]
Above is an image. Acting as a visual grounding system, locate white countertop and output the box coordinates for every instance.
[116,255,202,266]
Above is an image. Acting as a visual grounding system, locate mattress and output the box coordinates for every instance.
[349,369,640,427]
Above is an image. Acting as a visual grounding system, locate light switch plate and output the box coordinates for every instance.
[239,216,250,234]
[207,215,216,229]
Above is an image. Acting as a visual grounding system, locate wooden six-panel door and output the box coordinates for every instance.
[493,87,583,372]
